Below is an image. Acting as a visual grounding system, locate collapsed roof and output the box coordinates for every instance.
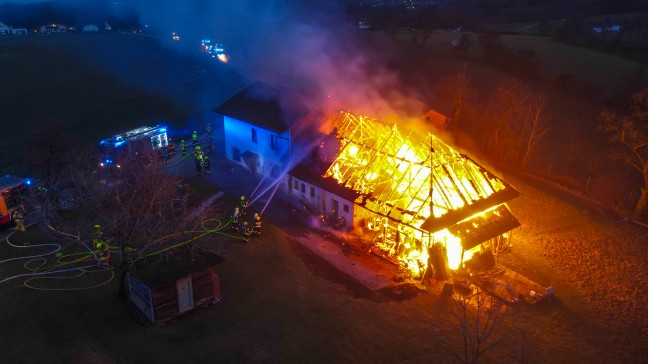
[323,111,520,234]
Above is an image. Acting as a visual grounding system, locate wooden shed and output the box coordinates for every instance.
[126,245,226,324]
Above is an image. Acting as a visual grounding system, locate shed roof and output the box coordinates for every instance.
[290,163,360,202]
[129,245,226,288]
[214,82,307,134]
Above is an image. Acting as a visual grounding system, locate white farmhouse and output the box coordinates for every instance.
[214,82,309,177]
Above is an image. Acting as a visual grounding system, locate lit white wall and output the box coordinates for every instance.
[223,116,290,176]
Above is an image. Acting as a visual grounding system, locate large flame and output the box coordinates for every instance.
[324,112,511,276]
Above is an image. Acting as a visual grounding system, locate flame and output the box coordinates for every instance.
[324,112,512,276]
[217,54,229,63]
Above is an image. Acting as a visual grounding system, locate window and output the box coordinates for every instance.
[251,128,258,143]
[293,180,298,190]
[310,187,315,198]
[232,147,240,162]
[271,135,279,150]
[301,183,305,193]
[343,204,349,213]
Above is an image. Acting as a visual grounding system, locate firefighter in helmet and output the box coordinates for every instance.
[232,207,240,231]
[241,221,250,242]
[93,224,109,267]
[202,155,211,174]
[180,140,187,155]
[252,214,262,238]
[192,130,198,145]
[13,209,26,232]
[206,123,213,137]
[240,195,249,220]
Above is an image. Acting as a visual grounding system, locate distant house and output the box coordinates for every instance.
[10,28,28,35]
[82,24,99,32]
[39,23,67,34]
[214,82,310,177]
[0,22,10,34]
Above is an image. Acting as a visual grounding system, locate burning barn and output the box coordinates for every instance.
[285,111,520,278]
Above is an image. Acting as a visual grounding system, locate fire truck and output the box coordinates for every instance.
[99,125,168,168]
[0,175,31,227]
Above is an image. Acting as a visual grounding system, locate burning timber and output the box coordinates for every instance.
[287,111,521,280]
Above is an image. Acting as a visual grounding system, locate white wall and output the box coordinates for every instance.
[223,116,290,176]
[284,174,355,229]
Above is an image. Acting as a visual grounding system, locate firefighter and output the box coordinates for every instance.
[240,195,249,220]
[241,221,250,242]
[252,214,262,238]
[206,123,213,137]
[195,155,203,175]
[192,130,198,145]
[202,155,211,174]
[180,140,187,155]
[167,140,175,157]
[93,224,109,267]
[13,210,26,232]
[232,207,240,231]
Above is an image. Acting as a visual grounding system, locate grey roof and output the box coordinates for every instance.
[214,82,308,134]
[290,163,360,202]
[129,244,226,288]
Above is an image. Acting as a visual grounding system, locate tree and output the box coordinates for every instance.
[26,131,215,265]
[449,290,509,364]
[436,66,473,132]
[481,78,549,168]
[600,89,648,217]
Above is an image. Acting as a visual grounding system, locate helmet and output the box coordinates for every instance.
[94,224,101,228]
[255,215,260,221]
[195,146,201,150]
[240,196,245,200]
[181,140,185,143]
[235,207,239,212]
[205,156,209,159]
[193,130,197,133]
[243,221,248,226]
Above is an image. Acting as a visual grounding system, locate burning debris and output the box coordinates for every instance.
[319,111,520,278]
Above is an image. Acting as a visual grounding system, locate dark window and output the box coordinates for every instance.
[343,204,349,213]
[301,183,305,193]
[270,135,279,150]
[293,180,298,190]
[251,128,258,143]
[310,187,315,197]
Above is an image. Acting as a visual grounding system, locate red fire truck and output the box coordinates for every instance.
[0,175,31,227]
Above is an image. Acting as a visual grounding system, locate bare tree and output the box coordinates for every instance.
[450,290,509,364]
[91,152,209,259]
[481,78,549,168]
[436,66,473,132]
[600,89,648,217]
[521,93,549,168]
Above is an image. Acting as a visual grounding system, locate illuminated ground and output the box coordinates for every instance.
[1,157,646,363]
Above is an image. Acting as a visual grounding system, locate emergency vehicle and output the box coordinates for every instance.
[99,125,168,168]
[0,175,31,227]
